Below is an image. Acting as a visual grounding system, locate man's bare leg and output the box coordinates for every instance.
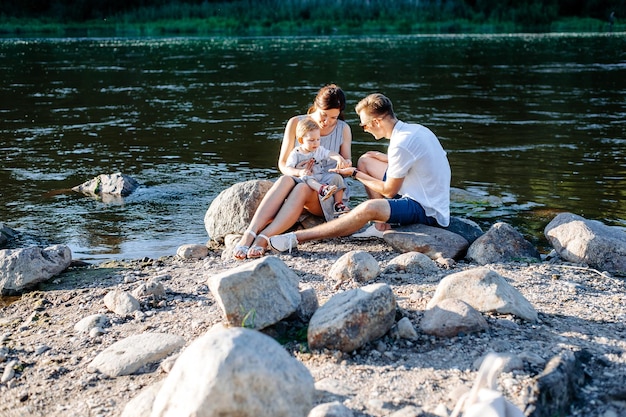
[293,198,391,243]
[357,152,388,199]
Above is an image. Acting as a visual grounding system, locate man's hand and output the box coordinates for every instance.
[330,166,357,177]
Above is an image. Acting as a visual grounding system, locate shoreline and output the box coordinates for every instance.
[1,237,625,416]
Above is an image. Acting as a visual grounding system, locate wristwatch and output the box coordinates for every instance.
[351,168,359,179]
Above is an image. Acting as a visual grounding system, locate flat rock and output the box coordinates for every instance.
[87,332,185,377]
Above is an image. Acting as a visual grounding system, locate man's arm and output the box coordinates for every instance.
[331,166,404,198]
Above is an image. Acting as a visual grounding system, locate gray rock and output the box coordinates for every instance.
[295,287,318,321]
[427,267,538,322]
[545,212,626,276]
[388,406,424,417]
[444,216,484,244]
[396,317,418,340]
[151,326,315,417]
[74,314,109,333]
[383,251,439,275]
[1,359,17,383]
[467,222,541,265]
[522,350,586,417]
[0,245,72,294]
[103,289,140,316]
[132,278,166,300]
[208,256,301,329]
[72,172,139,197]
[308,283,396,352]
[420,298,488,337]
[384,224,469,260]
[0,223,18,249]
[450,187,503,207]
[120,381,163,417]
[204,179,274,243]
[176,244,209,259]
[87,332,185,377]
[328,250,380,287]
[309,401,354,417]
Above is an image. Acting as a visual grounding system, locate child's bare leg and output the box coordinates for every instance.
[304,177,323,193]
[334,190,344,205]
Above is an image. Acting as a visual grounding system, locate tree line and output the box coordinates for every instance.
[0,0,622,33]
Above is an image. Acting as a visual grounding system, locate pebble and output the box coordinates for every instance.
[1,360,17,383]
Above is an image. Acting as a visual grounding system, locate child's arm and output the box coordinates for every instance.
[285,152,313,177]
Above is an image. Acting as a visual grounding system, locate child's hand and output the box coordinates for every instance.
[295,159,315,177]
[335,157,351,169]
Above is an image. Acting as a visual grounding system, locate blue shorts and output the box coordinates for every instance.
[382,170,437,226]
[387,196,438,226]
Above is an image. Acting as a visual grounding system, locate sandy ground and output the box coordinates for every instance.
[1,237,625,417]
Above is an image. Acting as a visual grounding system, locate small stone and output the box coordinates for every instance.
[1,359,17,383]
[89,327,104,338]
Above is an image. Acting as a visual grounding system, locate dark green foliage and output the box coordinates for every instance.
[1,0,624,34]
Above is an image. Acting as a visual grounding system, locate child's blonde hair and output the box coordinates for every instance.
[296,117,320,141]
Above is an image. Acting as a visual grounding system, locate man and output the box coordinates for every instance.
[270,93,450,253]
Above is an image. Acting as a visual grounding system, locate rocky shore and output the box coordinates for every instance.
[1,233,625,417]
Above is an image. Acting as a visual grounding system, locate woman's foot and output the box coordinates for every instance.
[233,229,256,260]
[247,234,270,259]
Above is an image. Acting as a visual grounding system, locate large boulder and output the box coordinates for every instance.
[204,179,273,243]
[427,267,538,322]
[151,326,315,417]
[0,245,72,294]
[307,283,396,352]
[466,222,541,265]
[207,256,301,329]
[384,224,469,260]
[544,212,626,276]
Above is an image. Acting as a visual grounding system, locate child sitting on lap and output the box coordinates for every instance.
[287,117,350,216]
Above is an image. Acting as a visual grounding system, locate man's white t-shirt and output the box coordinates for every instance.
[386,120,451,227]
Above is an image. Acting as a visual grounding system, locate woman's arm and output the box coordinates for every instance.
[278,116,301,176]
[338,122,353,166]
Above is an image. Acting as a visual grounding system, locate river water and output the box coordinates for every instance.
[1,33,625,262]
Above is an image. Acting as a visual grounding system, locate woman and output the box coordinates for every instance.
[233,84,352,259]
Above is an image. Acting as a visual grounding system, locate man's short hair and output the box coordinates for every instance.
[355,93,395,119]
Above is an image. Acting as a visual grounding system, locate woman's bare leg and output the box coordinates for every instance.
[233,176,296,259]
[248,183,320,253]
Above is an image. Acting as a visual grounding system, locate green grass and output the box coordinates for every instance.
[1,16,623,37]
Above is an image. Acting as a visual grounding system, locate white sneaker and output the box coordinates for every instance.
[269,232,299,253]
[352,224,385,239]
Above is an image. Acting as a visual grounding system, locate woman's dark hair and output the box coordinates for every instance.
[308,84,346,121]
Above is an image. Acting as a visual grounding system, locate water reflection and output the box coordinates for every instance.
[1,34,624,261]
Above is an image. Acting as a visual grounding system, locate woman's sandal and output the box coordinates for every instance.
[233,229,257,260]
[247,234,270,259]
